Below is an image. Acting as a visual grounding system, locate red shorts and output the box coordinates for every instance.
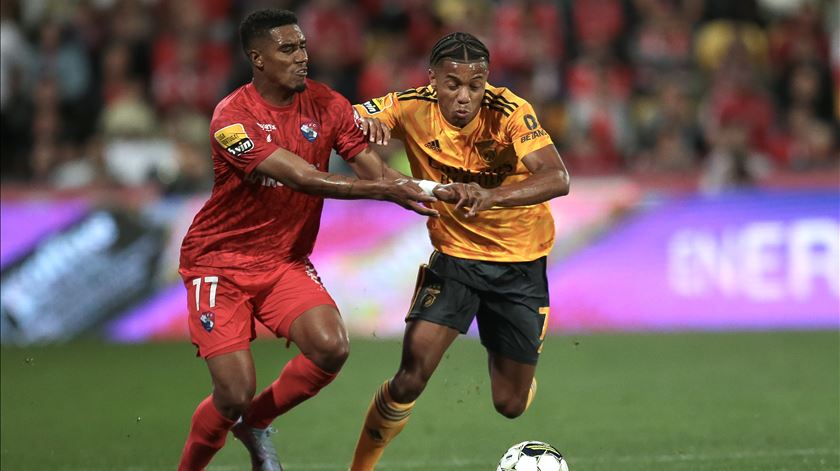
[180,258,337,358]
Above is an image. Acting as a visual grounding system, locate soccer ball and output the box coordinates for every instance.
[496,441,569,471]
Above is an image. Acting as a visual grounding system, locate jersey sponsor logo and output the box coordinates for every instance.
[428,156,514,188]
[245,172,283,188]
[362,99,381,114]
[199,311,215,332]
[300,122,319,142]
[520,129,548,143]
[424,139,441,152]
[214,123,254,156]
[360,96,392,115]
[523,114,539,130]
[256,122,277,132]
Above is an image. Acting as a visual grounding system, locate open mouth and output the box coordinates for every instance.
[295,69,308,77]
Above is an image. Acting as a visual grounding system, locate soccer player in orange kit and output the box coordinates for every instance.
[350,32,571,470]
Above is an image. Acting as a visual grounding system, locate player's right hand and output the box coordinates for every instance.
[434,182,495,217]
[385,178,440,217]
[359,117,390,145]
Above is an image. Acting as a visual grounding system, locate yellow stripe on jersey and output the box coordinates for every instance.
[354,84,556,262]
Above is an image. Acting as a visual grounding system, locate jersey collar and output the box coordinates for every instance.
[246,82,299,112]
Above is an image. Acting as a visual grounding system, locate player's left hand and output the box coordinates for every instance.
[434,182,496,217]
[359,117,390,145]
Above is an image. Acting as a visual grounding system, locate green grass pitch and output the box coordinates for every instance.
[2,331,838,470]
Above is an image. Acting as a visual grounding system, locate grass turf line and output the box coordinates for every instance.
[1,331,838,471]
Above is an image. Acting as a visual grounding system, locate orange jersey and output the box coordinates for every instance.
[354,84,556,262]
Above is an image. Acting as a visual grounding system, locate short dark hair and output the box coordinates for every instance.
[239,9,298,52]
[429,32,490,66]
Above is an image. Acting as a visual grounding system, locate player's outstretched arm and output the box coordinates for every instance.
[255,146,439,217]
[464,145,570,217]
[346,145,480,210]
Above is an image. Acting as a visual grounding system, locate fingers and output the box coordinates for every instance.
[361,118,389,145]
[379,125,390,146]
[413,193,438,203]
[455,195,468,212]
[405,201,440,217]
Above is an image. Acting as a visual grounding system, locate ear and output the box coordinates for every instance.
[249,49,263,70]
[428,68,436,89]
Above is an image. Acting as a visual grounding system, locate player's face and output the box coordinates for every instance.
[429,59,488,128]
[255,24,308,93]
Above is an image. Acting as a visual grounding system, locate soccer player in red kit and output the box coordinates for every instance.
[175,9,478,471]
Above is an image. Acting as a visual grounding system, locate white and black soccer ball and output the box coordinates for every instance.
[496,441,569,471]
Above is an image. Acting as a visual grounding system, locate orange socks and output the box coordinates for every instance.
[525,377,537,411]
[350,381,415,471]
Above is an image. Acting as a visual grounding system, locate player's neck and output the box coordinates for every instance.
[252,76,297,107]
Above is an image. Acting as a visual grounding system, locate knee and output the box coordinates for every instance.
[213,383,255,418]
[390,370,429,403]
[493,396,527,419]
[305,332,350,373]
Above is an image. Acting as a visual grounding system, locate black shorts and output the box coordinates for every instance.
[406,251,550,365]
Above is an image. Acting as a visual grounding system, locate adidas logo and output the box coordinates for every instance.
[424,139,441,152]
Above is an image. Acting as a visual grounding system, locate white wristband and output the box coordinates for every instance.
[416,180,439,196]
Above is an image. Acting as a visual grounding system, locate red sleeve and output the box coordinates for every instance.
[330,93,368,161]
[210,110,279,175]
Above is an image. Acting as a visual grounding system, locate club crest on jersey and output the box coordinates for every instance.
[300,122,319,142]
[199,312,215,332]
[214,123,254,156]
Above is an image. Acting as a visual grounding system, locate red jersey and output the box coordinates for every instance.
[180,80,367,273]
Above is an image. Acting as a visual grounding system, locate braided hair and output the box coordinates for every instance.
[429,32,490,66]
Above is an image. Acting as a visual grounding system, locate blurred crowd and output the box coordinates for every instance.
[0,0,838,194]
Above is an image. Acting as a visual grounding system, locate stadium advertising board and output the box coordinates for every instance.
[0,207,165,344]
[549,190,839,331]
[106,186,837,342]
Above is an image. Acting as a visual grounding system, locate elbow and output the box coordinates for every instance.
[555,170,570,197]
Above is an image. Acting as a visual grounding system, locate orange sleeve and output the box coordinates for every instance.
[506,101,554,158]
[353,92,402,133]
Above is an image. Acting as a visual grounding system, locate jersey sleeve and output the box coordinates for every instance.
[353,92,402,134]
[506,101,554,158]
[330,93,369,161]
[211,110,278,175]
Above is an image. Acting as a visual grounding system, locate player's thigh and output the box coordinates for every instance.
[475,257,550,366]
[398,319,460,377]
[406,254,480,336]
[181,271,256,359]
[205,349,257,407]
[288,304,349,365]
[254,258,339,341]
[487,351,536,400]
